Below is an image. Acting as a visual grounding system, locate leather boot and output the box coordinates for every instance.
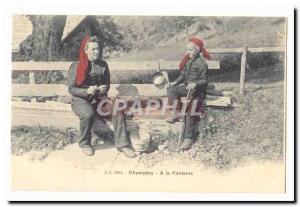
[165,111,179,124]
[179,139,195,151]
[165,115,179,124]
[81,147,95,156]
[119,147,137,158]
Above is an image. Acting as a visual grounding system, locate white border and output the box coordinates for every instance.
[0,0,295,202]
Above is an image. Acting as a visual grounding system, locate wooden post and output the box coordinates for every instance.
[28,60,35,84]
[239,46,248,95]
[28,60,36,102]
[29,71,35,84]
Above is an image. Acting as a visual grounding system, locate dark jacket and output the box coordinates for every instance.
[175,54,208,87]
[67,59,110,101]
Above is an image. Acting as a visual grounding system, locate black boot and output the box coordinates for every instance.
[179,139,195,151]
[119,147,137,158]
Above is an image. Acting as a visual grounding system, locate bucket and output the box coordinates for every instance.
[131,129,151,152]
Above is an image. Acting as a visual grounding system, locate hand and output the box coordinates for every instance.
[98,85,108,94]
[186,82,196,90]
[166,82,177,88]
[87,85,98,95]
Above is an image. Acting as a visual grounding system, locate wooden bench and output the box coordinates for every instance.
[11,60,235,121]
[12,59,232,106]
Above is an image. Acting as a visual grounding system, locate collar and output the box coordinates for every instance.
[192,53,200,60]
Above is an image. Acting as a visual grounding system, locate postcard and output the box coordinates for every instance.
[5,2,295,202]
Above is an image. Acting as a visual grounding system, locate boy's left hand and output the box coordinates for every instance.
[186,82,196,90]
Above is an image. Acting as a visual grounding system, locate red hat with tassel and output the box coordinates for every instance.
[76,35,90,85]
[179,37,210,70]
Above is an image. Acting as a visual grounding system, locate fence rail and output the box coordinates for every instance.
[207,46,285,54]
[12,84,167,97]
[12,60,220,71]
[12,47,285,96]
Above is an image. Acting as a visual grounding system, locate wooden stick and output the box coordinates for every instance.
[177,88,191,152]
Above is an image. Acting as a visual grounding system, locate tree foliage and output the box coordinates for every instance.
[96,16,125,52]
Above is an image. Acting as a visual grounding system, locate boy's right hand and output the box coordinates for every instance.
[87,85,98,95]
[98,85,108,94]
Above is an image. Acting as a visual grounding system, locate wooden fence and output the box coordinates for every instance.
[12,47,285,97]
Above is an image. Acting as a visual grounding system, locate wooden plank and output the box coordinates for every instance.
[12,101,72,112]
[108,61,159,70]
[109,84,167,96]
[12,60,219,71]
[12,84,168,97]
[12,84,68,96]
[204,96,231,107]
[12,95,232,114]
[12,62,72,71]
[11,47,286,71]
[12,46,286,72]
[239,47,248,95]
[159,60,220,70]
[207,47,285,54]
[12,61,159,71]
[248,47,285,53]
[207,48,244,53]
[12,83,234,98]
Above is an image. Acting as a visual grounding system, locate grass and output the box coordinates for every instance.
[197,82,284,169]
[11,126,79,155]
[137,81,284,170]
[163,62,283,169]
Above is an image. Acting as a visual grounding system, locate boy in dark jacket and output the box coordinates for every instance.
[166,37,210,150]
[68,36,136,158]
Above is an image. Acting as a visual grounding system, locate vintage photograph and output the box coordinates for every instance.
[11,15,286,193]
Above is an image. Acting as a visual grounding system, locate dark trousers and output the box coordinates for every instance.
[71,97,130,149]
[167,84,204,140]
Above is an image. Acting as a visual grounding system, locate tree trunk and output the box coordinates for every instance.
[27,15,67,61]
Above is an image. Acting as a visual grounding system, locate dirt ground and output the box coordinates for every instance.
[11,144,285,192]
